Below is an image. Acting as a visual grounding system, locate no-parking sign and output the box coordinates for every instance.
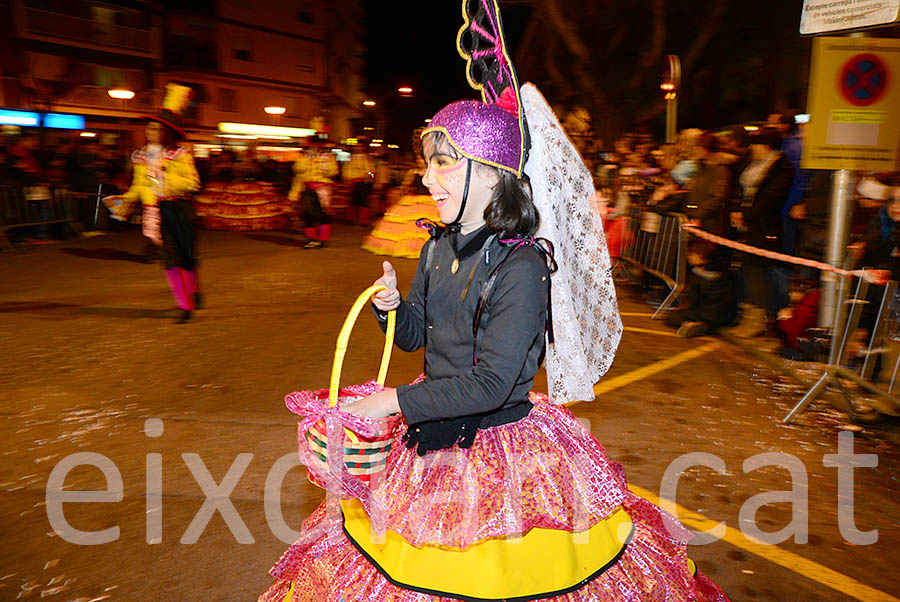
[803,36,900,170]
[838,53,888,106]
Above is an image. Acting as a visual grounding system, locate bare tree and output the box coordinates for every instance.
[510,0,727,144]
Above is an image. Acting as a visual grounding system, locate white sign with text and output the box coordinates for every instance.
[801,0,900,34]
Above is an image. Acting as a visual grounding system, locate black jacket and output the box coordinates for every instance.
[375,227,550,425]
[740,154,794,254]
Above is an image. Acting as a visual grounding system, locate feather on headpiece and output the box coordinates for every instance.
[143,83,193,141]
[162,83,193,115]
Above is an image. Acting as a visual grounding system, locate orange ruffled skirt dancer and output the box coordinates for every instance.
[362,193,440,259]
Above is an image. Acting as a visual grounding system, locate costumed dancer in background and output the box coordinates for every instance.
[343,144,376,225]
[259,2,731,600]
[288,140,338,248]
[103,84,202,324]
[362,129,440,259]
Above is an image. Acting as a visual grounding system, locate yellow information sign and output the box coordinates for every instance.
[802,36,900,171]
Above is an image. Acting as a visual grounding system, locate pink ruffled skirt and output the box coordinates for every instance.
[259,399,730,602]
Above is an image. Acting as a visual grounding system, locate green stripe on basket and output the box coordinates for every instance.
[308,448,388,470]
[305,432,393,456]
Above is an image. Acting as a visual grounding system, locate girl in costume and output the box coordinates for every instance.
[260,2,730,600]
[104,84,201,323]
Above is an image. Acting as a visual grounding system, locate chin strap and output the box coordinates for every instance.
[445,159,472,234]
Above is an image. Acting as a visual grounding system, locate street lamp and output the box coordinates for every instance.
[362,100,376,107]
[264,106,286,126]
[108,88,135,100]
[397,86,413,95]
[660,54,681,143]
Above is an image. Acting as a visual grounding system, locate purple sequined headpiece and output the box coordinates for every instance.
[422,0,529,178]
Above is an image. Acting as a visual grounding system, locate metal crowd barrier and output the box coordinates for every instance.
[0,185,88,251]
[784,275,900,422]
[615,207,688,318]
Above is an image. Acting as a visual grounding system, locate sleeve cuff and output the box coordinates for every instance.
[371,302,389,322]
[396,383,425,424]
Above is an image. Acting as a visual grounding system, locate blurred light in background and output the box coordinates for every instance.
[44,113,86,130]
[108,89,135,100]
[0,109,39,126]
[218,122,316,137]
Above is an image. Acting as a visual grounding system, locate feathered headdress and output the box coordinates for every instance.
[144,83,193,140]
[422,0,528,178]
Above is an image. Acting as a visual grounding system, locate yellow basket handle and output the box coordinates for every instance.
[329,284,396,408]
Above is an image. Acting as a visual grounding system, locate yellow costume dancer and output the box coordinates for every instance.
[103,84,202,323]
[289,142,338,247]
[344,147,376,224]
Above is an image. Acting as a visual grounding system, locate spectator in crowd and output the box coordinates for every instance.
[691,134,730,226]
[775,278,820,359]
[791,168,830,279]
[661,133,730,241]
[852,186,900,279]
[722,127,752,204]
[729,129,794,338]
[666,239,737,338]
[648,159,693,211]
[844,186,900,376]
[781,117,807,255]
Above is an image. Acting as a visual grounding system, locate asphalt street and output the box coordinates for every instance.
[1,226,898,601]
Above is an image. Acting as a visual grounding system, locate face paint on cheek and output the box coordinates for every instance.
[433,159,465,189]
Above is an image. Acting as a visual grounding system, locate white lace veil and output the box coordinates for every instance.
[521,83,623,404]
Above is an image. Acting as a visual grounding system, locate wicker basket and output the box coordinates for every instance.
[295,284,399,486]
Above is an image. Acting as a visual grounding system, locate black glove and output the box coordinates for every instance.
[402,415,482,456]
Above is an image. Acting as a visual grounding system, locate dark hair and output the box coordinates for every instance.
[483,167,539,236]
[697,132,717,154]
[422,130,539,236]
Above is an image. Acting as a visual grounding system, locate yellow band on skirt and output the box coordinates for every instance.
[339,498,635,602]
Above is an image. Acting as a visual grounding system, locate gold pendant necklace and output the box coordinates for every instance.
[451,258,460,274]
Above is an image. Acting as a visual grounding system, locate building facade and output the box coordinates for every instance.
[0,0,364,143]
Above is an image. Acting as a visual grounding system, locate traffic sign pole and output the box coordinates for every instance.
[666,97,677,143]
[819,169,856,327]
